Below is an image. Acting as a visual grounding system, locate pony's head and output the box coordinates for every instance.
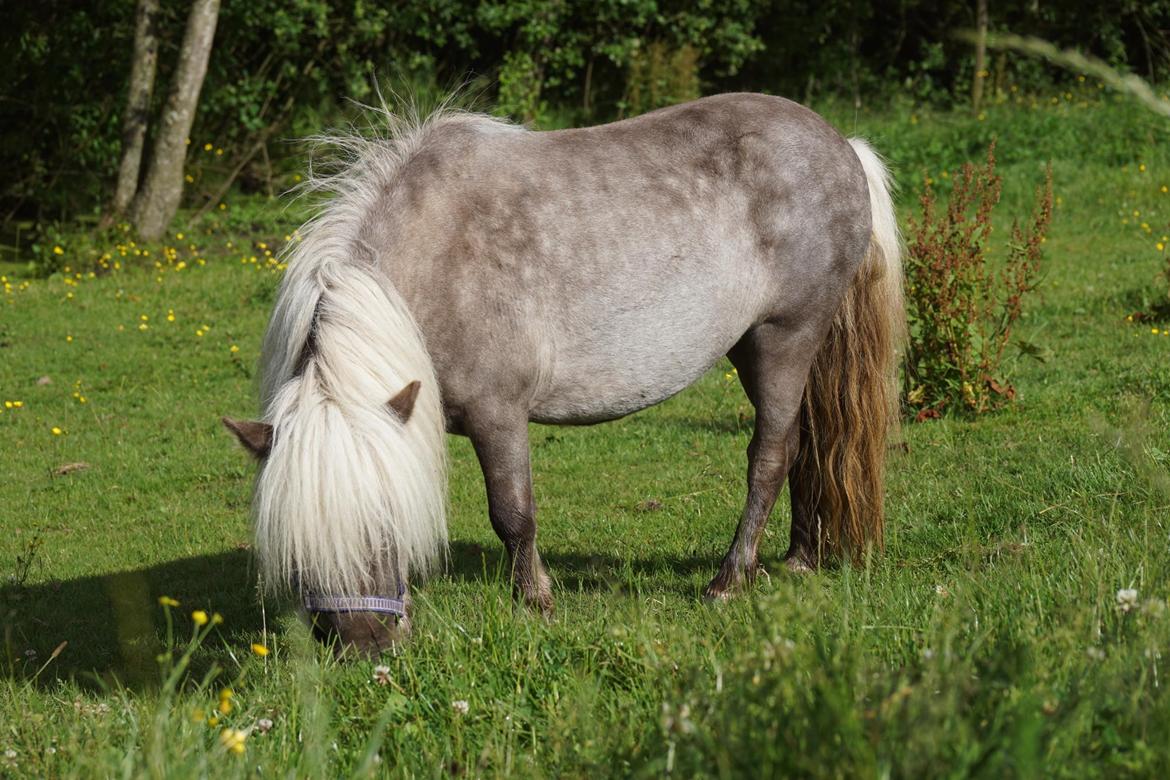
[224,377,438,657]
[221,107,458,657]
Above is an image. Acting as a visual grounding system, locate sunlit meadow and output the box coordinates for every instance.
[2,92,1170,777]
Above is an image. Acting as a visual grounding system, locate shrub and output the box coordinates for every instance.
[903,141,1053,419]
[496,51,544,123]
[624,42,701,116]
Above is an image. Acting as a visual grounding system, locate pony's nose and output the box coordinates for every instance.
[309,609,410,659]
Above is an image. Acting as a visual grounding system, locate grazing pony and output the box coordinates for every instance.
[224,93,904,655]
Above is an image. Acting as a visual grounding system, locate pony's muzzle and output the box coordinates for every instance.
[304,591,411,659]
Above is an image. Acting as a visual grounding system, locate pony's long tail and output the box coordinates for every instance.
[793,138,904,564]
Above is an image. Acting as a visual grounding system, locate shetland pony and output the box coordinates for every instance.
[224,93,903,655]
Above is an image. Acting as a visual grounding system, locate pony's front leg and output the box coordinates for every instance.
[467,416,554,615]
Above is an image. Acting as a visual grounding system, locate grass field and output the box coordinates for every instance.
[3,94,1170,777]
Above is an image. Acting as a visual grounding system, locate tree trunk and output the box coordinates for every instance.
[131,0,220,241]
[109,0,161,221]
[972,0,989,113]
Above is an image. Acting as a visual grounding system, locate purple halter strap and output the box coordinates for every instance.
[303,583,407,618]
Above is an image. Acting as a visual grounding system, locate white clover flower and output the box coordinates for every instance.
[451,700,470,715]
[1086,646,1106,661]
[1117,588,1139,613]
[372,665,391,686]
[255,718,274,734]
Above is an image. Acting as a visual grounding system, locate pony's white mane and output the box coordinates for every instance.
[254,101,514,597]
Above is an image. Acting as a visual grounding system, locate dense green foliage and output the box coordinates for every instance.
[4,1,1170,224]
[2,98,1170,776]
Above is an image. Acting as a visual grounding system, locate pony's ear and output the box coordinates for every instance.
[222,417,273,459]
[387,380,421,423]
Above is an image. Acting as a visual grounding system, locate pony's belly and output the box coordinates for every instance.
[528,318,750,425]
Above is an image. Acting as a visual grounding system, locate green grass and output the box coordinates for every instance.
[2,95,1170,777]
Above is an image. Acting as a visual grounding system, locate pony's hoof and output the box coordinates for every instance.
[517,582,555,618]
[702,572,744,602]
[783,555,815,574]
[702,585,734,603]
[521,597,555,621]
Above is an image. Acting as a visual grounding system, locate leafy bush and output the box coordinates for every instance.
[903,141,1053,419]
[624,43,701,116]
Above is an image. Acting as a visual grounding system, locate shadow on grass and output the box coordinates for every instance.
[445,540,718,599]
[0,540,721,690]
[1114,285,1170,322]
[1,549,263,691]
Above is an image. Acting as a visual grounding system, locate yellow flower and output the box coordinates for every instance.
[1162,185,1168,193]
[219,728,246,756]
[251,643,269,657]
[1158,243,1165,252]
[51,426,63,436]
[203,143,213,151]
[167,311,175,322]
[212,612,223,625]
[53,246,64,255]
[230,344,239,354]
[158,596,180,607]
[195,330,204,337]
[66,335,73,343]
[218,698,233,715]
[192,610,209,626]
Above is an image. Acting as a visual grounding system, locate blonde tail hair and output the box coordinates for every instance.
[794,138,904,564]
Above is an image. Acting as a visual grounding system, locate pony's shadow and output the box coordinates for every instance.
[445,540,716,598]
[2,542,721,690]
[1,549,263,691]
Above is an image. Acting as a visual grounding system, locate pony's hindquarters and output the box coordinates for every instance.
[792,138,904,563]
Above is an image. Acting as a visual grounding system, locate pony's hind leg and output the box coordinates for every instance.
[784,425,822,573]
[703,324,812,600]
[467,416,554,615]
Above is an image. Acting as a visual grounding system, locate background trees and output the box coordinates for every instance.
[129,0,221,240]
[1,0,1169,233]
